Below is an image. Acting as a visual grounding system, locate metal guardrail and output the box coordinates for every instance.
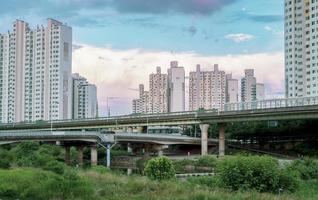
[2,96,318,127]
[224,96,318,111]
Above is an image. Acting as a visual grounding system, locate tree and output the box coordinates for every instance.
[145,156,175,181]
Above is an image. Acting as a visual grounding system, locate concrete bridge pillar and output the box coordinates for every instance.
[200,124,210,155]
[77,146,84,166]
[91,146,98,166]
[65,146,71,166]
[127,127,133,133]
[106,143,111,168]
[218,123,226,157]
[127,143,132,154]
[137,126,145,133]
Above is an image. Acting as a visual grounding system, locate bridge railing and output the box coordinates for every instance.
[223,96,318,112]
[2,96,318,127]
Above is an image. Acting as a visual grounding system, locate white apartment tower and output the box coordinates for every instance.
[72,73,98,119]
[168,61,185,112]
[226,74,239,103]
[132,84,149,114]
[241,69,257,102]
[189,64,226,111]
[0,19,72,123]
[285,0,318,97]
[256,83,265,100]
[149,67,168,113]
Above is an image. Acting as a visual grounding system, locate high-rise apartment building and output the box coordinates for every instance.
[225,74,239,103]
[149,67,168,113]
[241,69,257,102]
[189,64,226,110]
[285,0,318,97]
[132,84,149,114]
[0,19,72,123]
[168,61,185,112]
[256,83,265,100]
[72,73,98,119]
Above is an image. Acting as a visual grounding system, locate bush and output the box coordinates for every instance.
[217,156,298,193]
[0,157,10,169]
[0,168,94,200]
[43,160,66,174]
[196,155,217,167]
[145,156,175,181]
[289,159,318,180]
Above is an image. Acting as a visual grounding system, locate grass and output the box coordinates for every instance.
[0,166,317,200]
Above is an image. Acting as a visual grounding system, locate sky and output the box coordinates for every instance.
[0,0,285,116]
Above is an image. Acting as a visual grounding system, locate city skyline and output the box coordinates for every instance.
[0,0,285,116]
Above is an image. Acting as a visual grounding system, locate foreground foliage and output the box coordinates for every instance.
[0,168,93,200]
[217,156,299,193]
[145,156,175,180]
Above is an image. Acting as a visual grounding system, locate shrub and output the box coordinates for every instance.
[196,155,217,167]
[289,159,318,180]
[145,156,175,181]
[43,160,66,174]
[0,157,10,169]
[217,156,298,193]
[0,168,94,200]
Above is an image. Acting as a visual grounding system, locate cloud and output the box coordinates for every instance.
[0,0,238,21]
[184,26,198,36]
[111,0,238,15]
[225,33,255,43]
[248,14,283,23]
[72,44,284,116]
[264,26,272,31]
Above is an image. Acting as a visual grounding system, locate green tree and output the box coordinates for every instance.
[145,156,175,181]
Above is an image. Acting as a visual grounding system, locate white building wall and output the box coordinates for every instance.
[256,83,265,100]
[226,74,239,103]
[168,61,185,112]
[285,0,318,98]
[149,67,168,113]
[0,19,72,123]
[189,64,226,111]
[72,73,98,119]
[241,69,257,102]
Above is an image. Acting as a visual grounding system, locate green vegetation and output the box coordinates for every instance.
[145,156,175,181]
[0,168,93,200]
[289,158,318,180]
[217,155,298,192]
[173,155,216,173]
[0,142,318,199]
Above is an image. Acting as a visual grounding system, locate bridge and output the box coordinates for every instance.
[0,130,218,167]
[0,96,318,165]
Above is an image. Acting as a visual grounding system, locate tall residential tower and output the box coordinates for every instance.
[168,61,185,112]
[189,64,226,110]
[285,0,318,97]
[0,19,72,123]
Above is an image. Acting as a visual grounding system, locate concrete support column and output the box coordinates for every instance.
[65,146,71,166]
[200,124,210,155]
[137,126,144,133]
[127,143,132,154]
[91,146,98,166]
[77,146,84,166]
[106,144,111,168]
[127,168,132,176]
[218,123,226,157]
[158,149,163,156]
[127,127,133,133]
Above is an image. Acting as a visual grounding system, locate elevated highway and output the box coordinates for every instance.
[0,131,217,145]
[1,96,318,157]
